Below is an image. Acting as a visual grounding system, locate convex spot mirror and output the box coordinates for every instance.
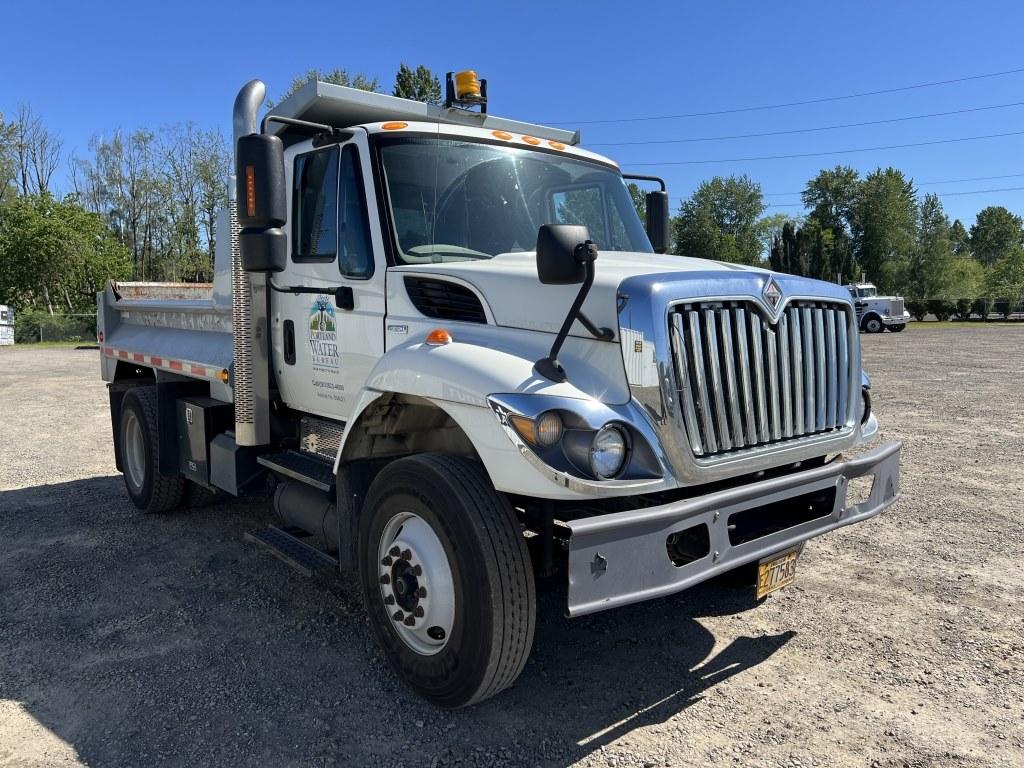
[536,224,595,285]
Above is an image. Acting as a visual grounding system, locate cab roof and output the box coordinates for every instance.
[266,79,580,147]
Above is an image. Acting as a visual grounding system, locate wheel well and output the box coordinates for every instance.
[339,393,479,466]
[335,394,485,571]
[113,361,155,382]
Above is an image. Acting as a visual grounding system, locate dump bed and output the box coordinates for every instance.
[97,278,235,400]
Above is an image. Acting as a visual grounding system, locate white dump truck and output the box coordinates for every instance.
[98,74,902,707]
[847,282,910,332]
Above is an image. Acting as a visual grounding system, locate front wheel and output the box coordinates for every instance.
[862,316,883,333]
[358,454,535,708]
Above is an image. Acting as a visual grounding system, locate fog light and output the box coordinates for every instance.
[535,412,563,447]
[590,425,627,479]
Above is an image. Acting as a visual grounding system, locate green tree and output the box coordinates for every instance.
[0,194,131,313]
[393,64,442,104]
[852,167,917,292]
[984,248,1024,304]
[802,166,860,282]
[268,68,380,108]
[626,182,646,223]
[673,175,766,265]
[908,193,954,300]
[0,112,17,203]
[949,218,971,257]
[969,205,1023,267]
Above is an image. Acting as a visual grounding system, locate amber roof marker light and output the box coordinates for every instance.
[425,328,454,346]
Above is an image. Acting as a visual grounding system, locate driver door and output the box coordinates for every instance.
[271,134,386,421]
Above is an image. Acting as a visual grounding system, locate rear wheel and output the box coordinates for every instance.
[358,454,535,708]
[887,323,906,333]
[118,386,185,513]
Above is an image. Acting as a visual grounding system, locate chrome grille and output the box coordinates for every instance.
[889,298,904,316]
[669,301,855,458]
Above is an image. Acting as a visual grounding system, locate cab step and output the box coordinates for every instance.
[244,525,338,576]
[257,450,335,492]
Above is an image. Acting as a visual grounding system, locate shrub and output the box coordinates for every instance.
[14,309,97,344]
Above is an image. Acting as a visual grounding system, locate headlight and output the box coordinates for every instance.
[589,425,628,479]
[508,411,563,448]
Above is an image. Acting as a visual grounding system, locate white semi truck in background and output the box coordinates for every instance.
[847,282,910,332]
[97,73,902,708]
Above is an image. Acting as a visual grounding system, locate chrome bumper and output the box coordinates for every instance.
[566,441,901,616]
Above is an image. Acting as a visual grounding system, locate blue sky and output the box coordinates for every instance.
[4,0,1024,227]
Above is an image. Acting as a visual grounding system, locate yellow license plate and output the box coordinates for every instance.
[756,548,799,599]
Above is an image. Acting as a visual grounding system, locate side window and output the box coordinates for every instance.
[338,145,374,278]
[293,147,339,261]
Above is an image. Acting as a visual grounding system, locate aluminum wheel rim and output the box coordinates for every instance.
[377,511,455,656]
[123,410,146,491]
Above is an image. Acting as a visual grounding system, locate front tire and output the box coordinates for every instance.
[862,315,883,333]
[118,386,185,513]
[887,323,906,333]
[358,454,535,708]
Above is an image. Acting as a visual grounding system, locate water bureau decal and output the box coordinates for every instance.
[308,296,345,402]
[309,297,339,369]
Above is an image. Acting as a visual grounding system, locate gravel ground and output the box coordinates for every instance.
[1,326,1022,768]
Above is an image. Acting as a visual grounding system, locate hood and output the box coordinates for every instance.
[392,251,772,338]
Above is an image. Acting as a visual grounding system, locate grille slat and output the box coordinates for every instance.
[669,300,855,459]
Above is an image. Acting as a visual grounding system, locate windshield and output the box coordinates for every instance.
[377,137,653,263]
[857,286,877,298]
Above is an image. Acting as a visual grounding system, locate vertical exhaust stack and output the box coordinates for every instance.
[231,80,271,446]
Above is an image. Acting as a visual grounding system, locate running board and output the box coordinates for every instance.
[244,525,338,576]
[257,450,334,492]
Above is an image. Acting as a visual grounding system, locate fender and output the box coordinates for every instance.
[333,326,634,499]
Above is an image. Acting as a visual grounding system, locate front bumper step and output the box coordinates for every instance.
[566,440,902,616]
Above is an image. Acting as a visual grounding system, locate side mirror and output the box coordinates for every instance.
[240,228,286,273]
[235,134,287,229]
[236,134,287,273]
[536,224,594,285]
[645,190,670,254]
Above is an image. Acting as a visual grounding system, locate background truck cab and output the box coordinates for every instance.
[847,282,910,333]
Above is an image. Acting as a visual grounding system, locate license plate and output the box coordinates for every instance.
[756,547,799,599]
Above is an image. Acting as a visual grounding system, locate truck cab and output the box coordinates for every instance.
[98,75,902,708]
[847,282,910,333]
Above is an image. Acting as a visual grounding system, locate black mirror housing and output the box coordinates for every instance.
[536,224,592,285]
[236,134,287,229]
[240,227,286,273]
[645,190,670,254]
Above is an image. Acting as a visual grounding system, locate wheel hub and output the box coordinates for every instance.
[378,512,455,655]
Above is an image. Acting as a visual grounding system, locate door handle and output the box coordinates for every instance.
[283,319,296,365]
[335,286,354,311]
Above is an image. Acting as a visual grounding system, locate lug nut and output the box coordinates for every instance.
[389,546,401,557]
[379,574,391,584]
[401,549,412,561]
[412,564,422,577]
[384,595,395,605]
[414,606,424,618]
[381,556,392,566]
[392,610,404,622]
[416,586,427,598]
[403,615,416,626]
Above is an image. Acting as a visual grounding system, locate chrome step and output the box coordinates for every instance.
[244,525,338,576]
[257,450,334,492]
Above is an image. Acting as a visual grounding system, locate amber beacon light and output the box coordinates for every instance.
[445,70,488,112]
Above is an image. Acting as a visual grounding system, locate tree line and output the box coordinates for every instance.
[662,167,1024,315]
[0,64,440,318]
[3,63,1022,321]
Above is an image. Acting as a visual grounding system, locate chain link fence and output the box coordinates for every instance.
[13,312,97,344]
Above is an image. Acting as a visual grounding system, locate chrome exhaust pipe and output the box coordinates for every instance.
[230,80,270,446]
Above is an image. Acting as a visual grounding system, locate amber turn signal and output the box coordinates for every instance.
[425,328,453,346]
